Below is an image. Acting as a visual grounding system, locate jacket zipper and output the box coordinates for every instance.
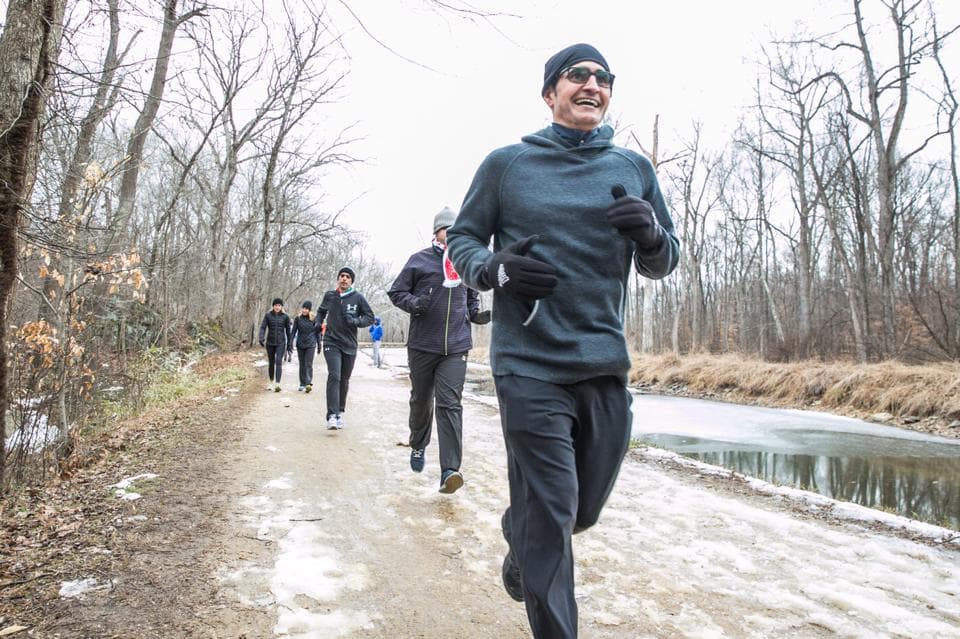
[443,288,452,356]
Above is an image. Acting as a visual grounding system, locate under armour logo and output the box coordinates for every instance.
[497,263,509,288]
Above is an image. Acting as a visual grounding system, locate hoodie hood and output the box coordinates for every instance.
[521,124,615,151]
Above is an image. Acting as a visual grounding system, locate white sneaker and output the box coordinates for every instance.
[274,383,281,393]
[335,414,344,429]
[327,415,338,430]
[266,383,275,391]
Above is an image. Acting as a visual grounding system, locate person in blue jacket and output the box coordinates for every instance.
[388,207,491,494]
[447,43,680,638]
[369,317,384,368]
[318,267,375,430]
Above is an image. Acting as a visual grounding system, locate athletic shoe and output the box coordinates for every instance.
[274,383,281,392]
[335,414,344,429]
[410,448,425,473]
[297,386,305,392]
[500,511,523,601]
[438,470,464,494]
[502,550,524,602]
[305,384,312,393]
[327,415,338,430]
[266,383,274,391]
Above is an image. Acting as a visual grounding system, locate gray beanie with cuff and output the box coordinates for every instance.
[433,207,456,234]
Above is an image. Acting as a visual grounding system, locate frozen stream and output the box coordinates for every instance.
[631,393,960,530]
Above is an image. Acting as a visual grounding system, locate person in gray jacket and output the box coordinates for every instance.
[447,43,679,639]
[388,207,491,494]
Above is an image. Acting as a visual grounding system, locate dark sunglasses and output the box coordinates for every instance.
[561,66,615,89]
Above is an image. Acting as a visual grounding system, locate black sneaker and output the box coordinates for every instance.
[502,549,524,602]
[410,448,425,473]
[500,511,523,601]
[438,470,463,494]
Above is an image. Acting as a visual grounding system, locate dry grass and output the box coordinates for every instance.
[629,353,960,423]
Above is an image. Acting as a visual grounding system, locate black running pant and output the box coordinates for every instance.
[265,344,284,383]
[407,349,467,473]
[495,374,632,639]
[323,345,356,419]
[298,347,316,386]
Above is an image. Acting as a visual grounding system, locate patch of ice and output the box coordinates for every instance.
[254,359,269,367]
[265,475,293,490]
[266,446,280,453]
[102,386,124,393]
[59,577,112,598]
[274,607,374,638]
[5,421,59,453]
[108,473,158,500]
[463,392,499,409]
[109,473,159,491]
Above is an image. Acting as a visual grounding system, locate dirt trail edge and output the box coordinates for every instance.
[34,353,960,638]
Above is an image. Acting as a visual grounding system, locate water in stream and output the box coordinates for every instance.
[632,394,960,530]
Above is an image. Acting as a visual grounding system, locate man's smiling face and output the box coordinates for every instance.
[543,61,611,131]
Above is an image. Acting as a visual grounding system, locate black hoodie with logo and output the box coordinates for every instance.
[317,289,375,355]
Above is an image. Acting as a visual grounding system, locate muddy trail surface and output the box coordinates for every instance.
[26,351,960,638]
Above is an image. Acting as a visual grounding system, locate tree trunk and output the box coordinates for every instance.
[0,0,67,483]
[113,0,202,250]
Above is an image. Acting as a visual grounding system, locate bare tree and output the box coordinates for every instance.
[664,122,726,352]
[111,0,205,251]
[803,0,958,356]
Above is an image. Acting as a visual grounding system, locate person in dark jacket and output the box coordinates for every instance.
[290,300,323,392]
[388,207,491,494]
[447,44,679,638]
[369,317,384,368]
[258,298,293,392]
[318,267,375,430]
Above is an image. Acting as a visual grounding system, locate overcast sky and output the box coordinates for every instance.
[322,0,959,272]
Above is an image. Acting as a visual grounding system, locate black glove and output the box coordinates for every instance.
[344,316,358,327]
[606,185,664,250]
[259,340,265,347]
[412,297,426,316]
[472,310,491,325]
[483,236,558,302]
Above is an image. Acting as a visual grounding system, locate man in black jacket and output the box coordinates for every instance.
[388,207,491,493]
[318,267,375,430]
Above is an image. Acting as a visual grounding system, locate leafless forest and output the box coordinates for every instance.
[0,0,958,485]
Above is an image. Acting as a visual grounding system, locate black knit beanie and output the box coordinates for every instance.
[272,297,283,306]
[338,267,355,283]
[302,300,312,310]
[541,43,609,96]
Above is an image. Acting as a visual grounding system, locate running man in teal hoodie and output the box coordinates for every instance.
[447,43,680,639]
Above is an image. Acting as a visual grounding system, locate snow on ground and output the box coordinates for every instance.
[107,473,159,501]
[227,480,376,636]
[4,422,59,453]
[59,578,112,598]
